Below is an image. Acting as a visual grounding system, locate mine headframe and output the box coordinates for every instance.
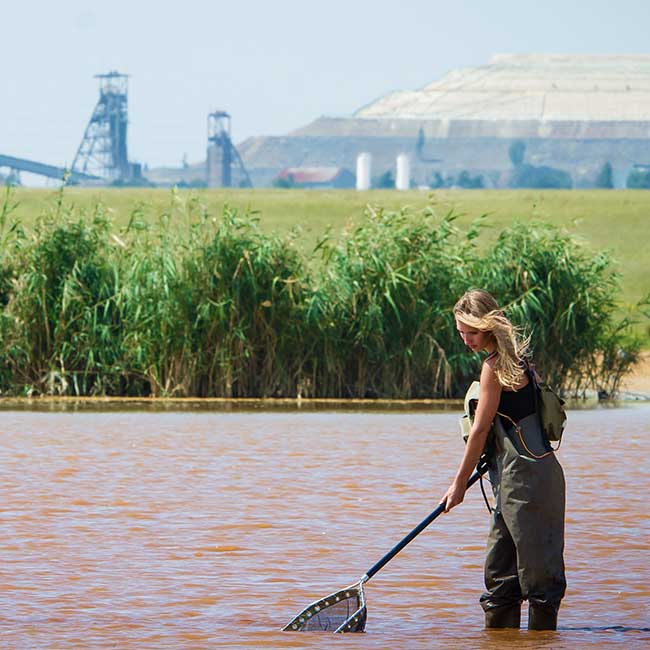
[206,111,252,188]
[72,71,141,183]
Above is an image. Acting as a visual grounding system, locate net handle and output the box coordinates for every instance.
[363,459,488,582]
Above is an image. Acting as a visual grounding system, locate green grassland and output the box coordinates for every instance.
[9,187,650,311]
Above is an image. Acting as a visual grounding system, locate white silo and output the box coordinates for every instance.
[396,154,410,190]
[356,152,372,190]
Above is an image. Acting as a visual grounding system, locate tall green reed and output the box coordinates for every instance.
[0,189,642,399]
[114,190,311,397]
[0,187,23,390]
[478,221,641,396]
[310,206,482,397]
[4,188,124,395]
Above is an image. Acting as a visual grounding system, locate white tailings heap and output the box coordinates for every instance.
[355,54,650,123]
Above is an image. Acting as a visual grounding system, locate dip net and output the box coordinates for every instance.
[282,583,367,633]
[283,462,488,633]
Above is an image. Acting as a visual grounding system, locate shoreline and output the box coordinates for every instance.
[1,353,648,410]
[1,391,648,411]
[0,396,464,411]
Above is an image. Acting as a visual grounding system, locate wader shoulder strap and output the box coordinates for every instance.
[496,409,555,459]
[523,359,561,453]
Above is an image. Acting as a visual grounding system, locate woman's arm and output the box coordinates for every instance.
[441,361,501,512]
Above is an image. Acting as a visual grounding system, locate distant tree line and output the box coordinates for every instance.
[429,171,484,189]
[507,141,572,189]
[627,168,650,189]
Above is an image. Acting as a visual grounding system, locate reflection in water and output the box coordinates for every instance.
[0,406,649,648]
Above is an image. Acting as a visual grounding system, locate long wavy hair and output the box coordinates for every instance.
[453,289,529,389]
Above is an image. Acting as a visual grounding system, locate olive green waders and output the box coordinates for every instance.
[463,383,567,630]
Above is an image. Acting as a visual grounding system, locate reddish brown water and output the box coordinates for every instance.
[1,405,648,648]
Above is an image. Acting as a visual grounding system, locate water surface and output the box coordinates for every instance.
[1,405,648,648]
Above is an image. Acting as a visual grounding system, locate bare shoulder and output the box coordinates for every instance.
[477,359,502,412]
[484,354,497,370]
[480,359,500,387]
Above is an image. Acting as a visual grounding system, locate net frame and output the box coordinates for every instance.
[282,581,367,633]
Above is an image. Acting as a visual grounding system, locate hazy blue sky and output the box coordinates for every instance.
[2,0,649,174]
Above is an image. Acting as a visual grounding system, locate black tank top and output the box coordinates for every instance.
[498,379,536,426]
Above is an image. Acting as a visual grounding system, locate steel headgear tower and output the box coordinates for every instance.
[206,110,252,188]
[72,71,138,183]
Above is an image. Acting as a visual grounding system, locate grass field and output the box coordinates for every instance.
[8,186,650,312]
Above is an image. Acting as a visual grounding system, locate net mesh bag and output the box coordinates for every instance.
[283,583,367,632]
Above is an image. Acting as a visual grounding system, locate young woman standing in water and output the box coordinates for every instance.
[441,289,566,631]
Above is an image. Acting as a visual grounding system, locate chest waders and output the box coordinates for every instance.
[462,382,567,630]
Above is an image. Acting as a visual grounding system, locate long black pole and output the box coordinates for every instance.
[363,459,489,582]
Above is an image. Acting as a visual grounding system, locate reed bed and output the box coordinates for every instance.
[0,187,643,398]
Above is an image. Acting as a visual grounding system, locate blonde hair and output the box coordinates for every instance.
[453,289,529,389]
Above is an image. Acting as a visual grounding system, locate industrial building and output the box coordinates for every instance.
[5,55,650,189]
[272,166,355,189]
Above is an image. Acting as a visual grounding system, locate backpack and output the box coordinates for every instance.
[526,366,567,445]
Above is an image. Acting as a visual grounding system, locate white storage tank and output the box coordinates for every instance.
[356,152,372,190]
[396,153,410,190]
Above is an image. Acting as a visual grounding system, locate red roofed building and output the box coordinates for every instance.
[273,166,355,189]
